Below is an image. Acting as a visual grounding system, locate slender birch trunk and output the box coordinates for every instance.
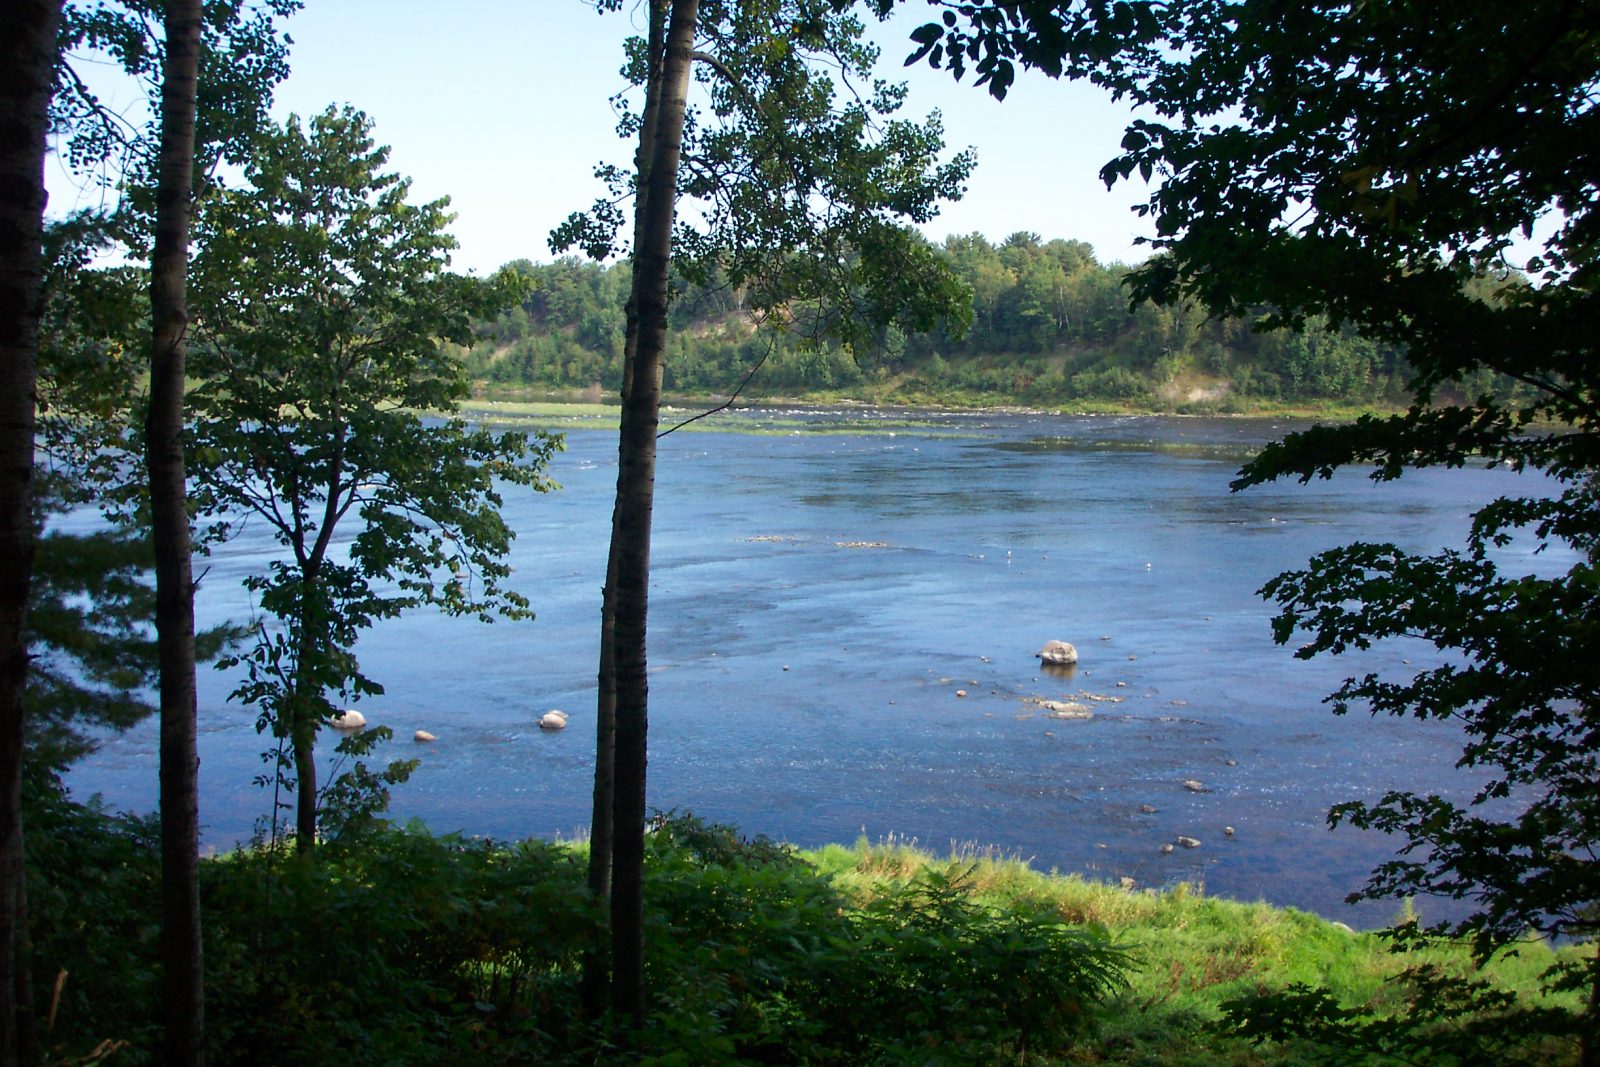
[605,0,699,1028]
[147,1,206,1061]
[582,0,671,1023]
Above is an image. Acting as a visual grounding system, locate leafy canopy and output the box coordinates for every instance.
[186,107,559,833]
[52,0,300,189]
[555,0,977,353]
[892,0,1600,964]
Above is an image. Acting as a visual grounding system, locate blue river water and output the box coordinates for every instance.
[67,407,1564,927]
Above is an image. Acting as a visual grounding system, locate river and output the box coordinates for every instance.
[67,407,1561,927]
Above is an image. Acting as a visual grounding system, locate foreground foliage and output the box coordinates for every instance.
[897,0,1600,1056]
[26,801,1582,1065]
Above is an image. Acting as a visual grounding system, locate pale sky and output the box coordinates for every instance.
[49,1,1158,274]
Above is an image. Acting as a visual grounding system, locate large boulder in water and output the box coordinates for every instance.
[538,710,569,731]
[331,709,366,731]
[1037,640,1079,666]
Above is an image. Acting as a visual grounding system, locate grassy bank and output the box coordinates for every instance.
[810,838,1579,1064]
[29,797,1583,1065]
[462,385,1396,428]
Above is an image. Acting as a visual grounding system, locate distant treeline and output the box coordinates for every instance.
[460,232,1522,409]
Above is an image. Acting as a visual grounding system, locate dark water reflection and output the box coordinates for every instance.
[68,409,1569,928]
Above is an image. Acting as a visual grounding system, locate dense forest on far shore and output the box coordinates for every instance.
[458,232,1525,410]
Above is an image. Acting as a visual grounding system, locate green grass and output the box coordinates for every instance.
[803,837,1583,1065]
[28,797,1586,1065]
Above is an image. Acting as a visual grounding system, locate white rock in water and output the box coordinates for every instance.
[1176,836,1202,849]
[331,709,366,730]
[1037,640,1079,665]
[1039,700,1093,720]
[538,710,569,731]
[1183,780,1206,792]
[414,730,437,743]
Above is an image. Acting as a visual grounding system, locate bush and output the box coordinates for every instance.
[638,814,1130,1065]
[29,805,1130,1065]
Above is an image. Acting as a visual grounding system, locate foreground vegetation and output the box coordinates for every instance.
[29,791,1583,1066]
[7,0,1594,1059]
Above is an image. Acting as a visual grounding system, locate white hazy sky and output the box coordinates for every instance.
[49,0,1159,274]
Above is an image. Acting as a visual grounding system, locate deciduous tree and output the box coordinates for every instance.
[145,1,207,1057]
[7,6,295,1056]
[897,0,1600,1055]
[559,0,974,1026]
[188,106,559,855]
[0,4,64,1059]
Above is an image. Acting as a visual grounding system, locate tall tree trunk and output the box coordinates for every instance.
[582,0,669,1023]
[580,542,619,1020]
[0,3,63,1062]
[290,650,318,854]
[287,592,324,856]
[147,1,206,1062]
[607,0,699,1030]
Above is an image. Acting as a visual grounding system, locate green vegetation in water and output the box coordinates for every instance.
[28,796,1583,1065]
[461,397,976,438]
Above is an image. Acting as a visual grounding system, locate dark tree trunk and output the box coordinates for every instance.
[291,701,316,854]
[582,0,669,1024]
[0,3,63,1062]
[579,539,619,1020]
[10,883,32,1066]
[147,1,206,1062]
[288,602,324,857]
[606,0,699,1030]
[289,432,345,857]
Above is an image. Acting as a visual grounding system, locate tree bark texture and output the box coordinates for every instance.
[582,0,670,1024]
[0,2,63,1062]
[607,0,699,1029]
[289,590,327,857]
[292,712,317,853]
[147,1,206,1061]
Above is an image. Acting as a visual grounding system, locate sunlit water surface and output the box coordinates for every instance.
[68,408,1568,927]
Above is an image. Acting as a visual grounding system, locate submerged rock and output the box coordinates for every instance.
[1037,640,1079,665]
[1040,700,1092,720]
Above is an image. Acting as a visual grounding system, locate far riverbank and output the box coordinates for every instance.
[461,388,1396,428]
